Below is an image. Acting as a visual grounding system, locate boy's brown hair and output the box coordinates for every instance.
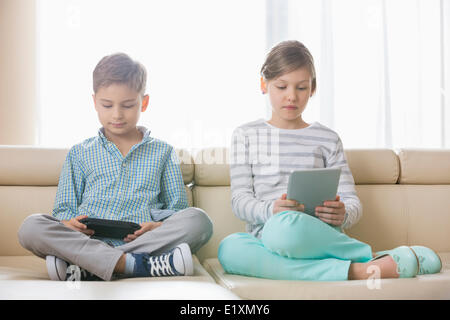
[260,40,316,94]
[93,53,147,95]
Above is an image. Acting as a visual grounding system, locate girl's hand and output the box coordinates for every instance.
[61,215,95,236]
[315,195,346,226]
[273,193,305,214]
[123,221,163,242]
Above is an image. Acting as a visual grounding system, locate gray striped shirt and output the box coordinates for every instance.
[230,119,362,238]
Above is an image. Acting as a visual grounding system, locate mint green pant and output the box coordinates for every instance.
[218,211,373,281]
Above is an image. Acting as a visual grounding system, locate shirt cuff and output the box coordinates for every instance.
[341,211,349,229]
[265,201,275,221]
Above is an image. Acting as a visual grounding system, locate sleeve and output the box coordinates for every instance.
[158,146,189,211]
[52,146,85,221]
[325,137,362,229]
[230,127,274,225]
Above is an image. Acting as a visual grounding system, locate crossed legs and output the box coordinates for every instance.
[219,211,398,281]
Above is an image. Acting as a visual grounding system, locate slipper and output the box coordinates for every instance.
[410,245,442,275]
[374,246,419,278]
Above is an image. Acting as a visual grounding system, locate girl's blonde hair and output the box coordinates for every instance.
[260,40,316,94]
[93,53,147,95]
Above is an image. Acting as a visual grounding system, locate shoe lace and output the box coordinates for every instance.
[148,253,175,276]
[66,265,99,281]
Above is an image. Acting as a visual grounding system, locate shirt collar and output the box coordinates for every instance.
[98,126,152,146]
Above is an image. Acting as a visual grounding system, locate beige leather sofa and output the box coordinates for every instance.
[1,146,449,299]
[194,148,450,300]
[0,146,239,300]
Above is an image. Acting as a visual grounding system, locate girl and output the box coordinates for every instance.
[218,40,441,281]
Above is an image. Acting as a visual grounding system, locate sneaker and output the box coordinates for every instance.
[46,255,101,281]
[132,243,194,277]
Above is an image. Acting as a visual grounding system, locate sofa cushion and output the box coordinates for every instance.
[0,146,68,186]
[346,185,450,253]
[1,279,241,299]
[193,186,246,262]
[345,149,399,184]
[0,186,56,255]
[202,253,450,300]
[345,185,409,251]
[403,185,450,252]
[0,146,195,186]
[176,149,195,185]
[0,255,240,299]
[0,186,194,256]
[194,147,230,186]
[0,255,239,300]
[0,255,240,300]
[192,148,401,186]
[192,148,450,258]
[398,149,450,184]
[193,182,450,262]
[0,146,196,256]
[0,280,241,299]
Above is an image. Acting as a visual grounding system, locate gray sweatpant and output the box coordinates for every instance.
[17,207,213,281]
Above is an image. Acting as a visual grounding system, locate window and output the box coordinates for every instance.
[37,0,450,150]
[266,0,449,149]
[37,0,266,152]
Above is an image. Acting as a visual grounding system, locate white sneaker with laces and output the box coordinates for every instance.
[46,255,101,281]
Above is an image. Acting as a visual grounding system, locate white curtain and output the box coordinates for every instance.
[37,0,266,151]
[37,0,450,150]
[267,0,450,149]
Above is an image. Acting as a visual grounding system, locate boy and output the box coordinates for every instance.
[18,53,213,281]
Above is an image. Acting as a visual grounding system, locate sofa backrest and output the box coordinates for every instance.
[0,146,194,256]
[192,148,450,262]
[1,146,449,260]
[347,149,450,254]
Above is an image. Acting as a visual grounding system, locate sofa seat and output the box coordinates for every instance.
[0,255,211,281]
[2,146,450,299]
[0,255,240,299]
[202,253,450,300]
[0,279,240,300]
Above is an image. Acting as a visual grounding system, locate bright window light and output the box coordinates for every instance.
[37,0,266,152]
[37,0,448,150]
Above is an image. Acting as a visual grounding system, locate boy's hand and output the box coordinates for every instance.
[273,193,305,214]
[123,221,163,243]
[315,195,346,226]
[61,215,95,236]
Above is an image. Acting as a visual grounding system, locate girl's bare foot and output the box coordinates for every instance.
[348,255,399,280]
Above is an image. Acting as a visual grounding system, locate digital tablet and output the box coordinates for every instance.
[79,218,141,239]
[287,167,341,216]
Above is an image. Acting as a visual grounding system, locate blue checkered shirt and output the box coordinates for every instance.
[52,126,189,246]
